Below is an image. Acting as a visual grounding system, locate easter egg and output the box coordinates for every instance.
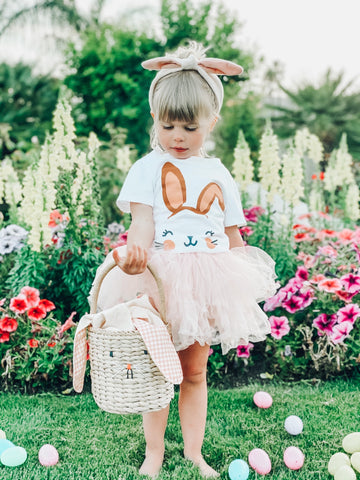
[284,415,303,435]
[38,444,59,466]
[334,465,356,480]
[0,446,27,467]
[0,439,14,455]
[328,452,351,475]
[351,452,360,473]
[283,446,305,470]
[253,391,273,409]
[0,430,6,439]
[343,432,360,454]
[228,459,249,480]
[248,448,271,474]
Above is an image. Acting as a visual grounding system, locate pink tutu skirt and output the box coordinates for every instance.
[91,246,277,354]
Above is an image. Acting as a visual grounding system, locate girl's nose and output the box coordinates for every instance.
[173,127,185,142]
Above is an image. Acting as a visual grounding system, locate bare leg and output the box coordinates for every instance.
[139,404,169,478]
[178,342,219,478]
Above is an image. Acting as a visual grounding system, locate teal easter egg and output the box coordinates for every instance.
[1,446,27,467]
[228,459,249,480]
[0,439,14,455]
[0,430,6,439]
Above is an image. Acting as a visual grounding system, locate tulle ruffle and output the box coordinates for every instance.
[91,246,277,354]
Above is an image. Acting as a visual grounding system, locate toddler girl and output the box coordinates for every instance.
[102,42,277,478]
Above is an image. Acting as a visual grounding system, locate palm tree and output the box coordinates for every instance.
[268,69,360,159]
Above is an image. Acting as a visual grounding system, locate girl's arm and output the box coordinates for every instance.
[113,203,154,275]
[225,225,244,248]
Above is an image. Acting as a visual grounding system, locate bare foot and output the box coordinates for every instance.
[185,455,220,478]
[139,449,164,479]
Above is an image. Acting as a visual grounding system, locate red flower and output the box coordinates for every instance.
[27,305,47,321]
[0,330,10,343]
[9,295,28,314]
[319,171,325,180]
[48,209,63,228]
[0,317,18,333]
[27,338,39,348]
[318,278,343,293]
[311,174,317,180]
[38,299,56,312]
[294,232,311,242]
[20,286,40,308]
[47,342,56,347]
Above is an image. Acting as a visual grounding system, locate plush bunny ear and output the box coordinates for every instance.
[141,57,179,71]
[196,183,225,215]
[161,162,187,214]
[198,58,243,76]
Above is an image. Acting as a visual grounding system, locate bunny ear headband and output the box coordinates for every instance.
[142,53,243,114]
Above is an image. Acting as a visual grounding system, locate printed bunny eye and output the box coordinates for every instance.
[205,230,215,236]
[162,229,174,237]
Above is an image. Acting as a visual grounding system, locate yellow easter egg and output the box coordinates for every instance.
[328,452,350,475]
[334,465,356,480]
[351,452,360,473]
[343,433,360,454]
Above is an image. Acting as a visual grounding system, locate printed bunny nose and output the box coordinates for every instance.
[184,236,198,247]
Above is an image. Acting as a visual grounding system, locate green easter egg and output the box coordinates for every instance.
[0,446,27,467]
[351,452,360,473]
[328,452,350,475]
[334,465,356,480]
[343,432,360,454]
[0,430,6,440]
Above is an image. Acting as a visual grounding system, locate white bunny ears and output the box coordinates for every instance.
[142,51,243,114]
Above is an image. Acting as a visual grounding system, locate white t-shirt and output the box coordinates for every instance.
[117,150,246,253]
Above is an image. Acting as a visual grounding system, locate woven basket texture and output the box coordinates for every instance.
[89,327,174,414]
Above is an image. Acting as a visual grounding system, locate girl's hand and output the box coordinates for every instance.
[112,244,148,275]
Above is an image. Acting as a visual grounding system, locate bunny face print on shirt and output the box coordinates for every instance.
[153,159,231,253]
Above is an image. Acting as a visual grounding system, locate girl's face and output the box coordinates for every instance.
[153,116,216,159]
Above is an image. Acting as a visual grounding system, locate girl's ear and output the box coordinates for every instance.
[210,116,218,132]
[161,162,187,214]
[151,112,155,119]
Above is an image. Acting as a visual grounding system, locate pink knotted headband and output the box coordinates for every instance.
[142,53,243,115]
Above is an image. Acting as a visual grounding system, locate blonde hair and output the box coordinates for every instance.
[150,42,219,151]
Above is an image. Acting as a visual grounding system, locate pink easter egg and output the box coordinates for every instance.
[248,448,272,475]
[38,444,59,466]
[253,391,273,409]
[283,446,305,470]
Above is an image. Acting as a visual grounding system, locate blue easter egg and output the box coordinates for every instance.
[228,459,250,480]
[1,446,27,467]
[0,439,14,455]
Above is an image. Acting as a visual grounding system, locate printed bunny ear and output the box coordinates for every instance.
[161,162,187,214]
[198,58,243,76]
[196,183,225,214]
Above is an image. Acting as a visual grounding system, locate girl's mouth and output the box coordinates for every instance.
[172,147,187,152]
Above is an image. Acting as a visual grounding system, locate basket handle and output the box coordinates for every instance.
[89,257,168,327]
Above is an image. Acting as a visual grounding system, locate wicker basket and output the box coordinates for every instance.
[88,260,174,415]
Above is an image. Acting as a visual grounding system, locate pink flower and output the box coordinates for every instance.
[38,299,56,312]
[269,316,290,339]
[239,226,254,237]
[0,317,18,333]
[208,348,214,356]
[27,305,47,321]
[310,274,326,284]
[297,290,315,309]
[58,311,77,336]
[335,290,357,303]
[341,273,360,294]
[263,290,287,312]
[295,266,309,282]
[236,343,254,358]
[282,295,304,313]
[337,229,354,243]
[316,245,338,257]
[0,330,10,343]
[244,206,264,223]
[330,321,354,345]
[20,286,40,308]
[313,313,337,336]
[9,295,28,314]
[337,304,360,324]
[353,243,360,263]
[318,278,343,293]
[27,338,39,348]
[0,298,5,307]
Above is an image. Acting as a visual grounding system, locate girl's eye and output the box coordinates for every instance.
[162,125,173,130]
[205,230,214,236]
[162,229,174,237]
[185,126,198,132]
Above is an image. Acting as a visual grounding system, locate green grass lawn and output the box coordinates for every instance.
[0,379,359,479]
